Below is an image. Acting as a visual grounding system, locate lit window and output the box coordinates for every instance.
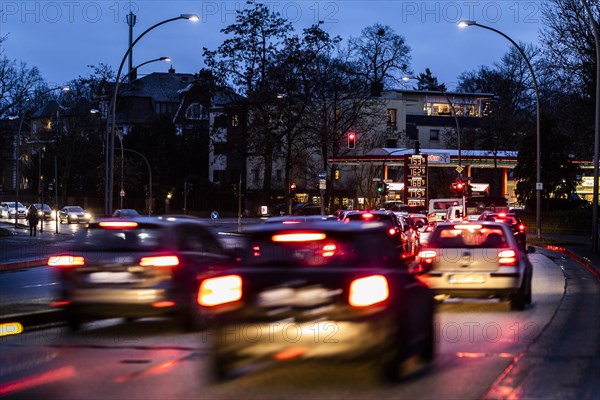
[387,109,397,129]
[231,114,239,127]
[185,103,205,120]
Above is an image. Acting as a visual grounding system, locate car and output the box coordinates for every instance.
[112,209,141,218]
[408,213,432,246]
[31,203,55,220]
[58,206,92,224]
[199,221,435,381]
[478,211,527,250]
[418,221,534,310]
[264,215,338,224]
[0,202,27,219]
[343,210,418,259]
[48,216,235,331]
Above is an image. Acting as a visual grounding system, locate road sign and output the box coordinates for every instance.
[319,180,326,190]
[536,182,543,190]
[210,211,219,219]
[456,166,464,173]
[120,189,125,197]
[318,170,327,180]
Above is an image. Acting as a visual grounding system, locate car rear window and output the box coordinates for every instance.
[242,229,401,267]
[486,215,518,225]
[344,214,395,226]
[74,226,167,251]
[428,226,509,248]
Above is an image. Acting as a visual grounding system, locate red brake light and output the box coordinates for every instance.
[518,224,526,232]
[362,213,374,219]
[139,255,179,267]
[272,232,326,242]
[348,275,389,307]
[498,250,517,266]
[388,227,397,236]
[425,225,434,232]
[322,243,336,257]
[418,250,436,264]
[99,221,138,229]
[498,213,507,217]
[48,255,85,267]
[198,275,242,306]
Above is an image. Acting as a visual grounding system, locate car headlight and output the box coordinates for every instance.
[84,213,91,220]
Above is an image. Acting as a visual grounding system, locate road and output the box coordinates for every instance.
[1,246,598,399]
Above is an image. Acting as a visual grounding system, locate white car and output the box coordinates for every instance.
[1,202,27,219]
[59,206,92,224]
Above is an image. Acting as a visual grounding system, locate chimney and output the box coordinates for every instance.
[168,66,175,74]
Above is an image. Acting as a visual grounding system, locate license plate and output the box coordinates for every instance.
[448,274,486,284]
[88,272,139,283]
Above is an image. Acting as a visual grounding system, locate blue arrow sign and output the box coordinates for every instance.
[318,170,327,180]
[210,211,219,220]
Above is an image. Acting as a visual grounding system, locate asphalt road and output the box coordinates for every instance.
[1,248,598,399]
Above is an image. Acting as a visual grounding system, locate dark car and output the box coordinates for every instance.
[48,216,234,331]
[31,203,54,220]
[199,222,434,382]
[478,211,526,250]
[113,209,141,218]
[343,210,418,259]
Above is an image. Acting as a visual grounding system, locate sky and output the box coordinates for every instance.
[0,1,543,90]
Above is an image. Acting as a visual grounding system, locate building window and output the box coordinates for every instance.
[387,109,397,129]
[214,114,227,128]
[213,142,227,155]
[231,114,239,127]
[185,103,205,120]
[430,129,440,141]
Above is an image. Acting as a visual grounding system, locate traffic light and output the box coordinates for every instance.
[451,179,465,197]
[377,181,383,193]
[347,131,356,149]
[289,182,297,198]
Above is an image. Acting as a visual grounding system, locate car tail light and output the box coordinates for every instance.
[139,255,180,267]
[454,224,482,230]
[348,275,389,307]
[198,275,242,306]
[498,250,517,266]
[418,250,437,264]
[48,255,85,267]
[518,224,526,232]
[388,227,397,236]
[271,232,326,242]
[425,225,434,232]
[362,213,374,219]
[99,221,138,229]
[322,243,336,257]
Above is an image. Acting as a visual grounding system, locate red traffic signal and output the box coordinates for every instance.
[290,182,297,191]
[347,131,356,149]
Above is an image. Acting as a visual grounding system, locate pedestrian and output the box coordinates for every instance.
[27,205,40,236]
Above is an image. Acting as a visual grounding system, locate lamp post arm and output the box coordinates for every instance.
[472,21,542,239]
[439,90,462,168]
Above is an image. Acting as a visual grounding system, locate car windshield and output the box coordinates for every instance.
[6,202,25,208]
[74,226,166,251]
[35,204,51,211]
[428,225,509,248]
[68,207,84,212]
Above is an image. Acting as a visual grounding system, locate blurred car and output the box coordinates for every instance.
[292,202,323,216]
[113,209,141,218]
[199,221,434,381]
[478,211,527,250]
[418,221,534,310]
[265,215,338,224]
[392,211,421,254]
[408,213,431,246]
[1,202,27,219]
[48,216,234,331]
[343,211,417,259]
[58,206,92,224]
[31,203,54,220]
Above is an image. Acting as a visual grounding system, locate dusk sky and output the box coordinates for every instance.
[1,1,542,90]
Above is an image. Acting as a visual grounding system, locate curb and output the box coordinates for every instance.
[544,245,600,282]
[0,309,65,331]
[0,259,48,270]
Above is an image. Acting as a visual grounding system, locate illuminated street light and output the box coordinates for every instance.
[105,14,198,216]
[459,20,543,240]
[126,56,171,82]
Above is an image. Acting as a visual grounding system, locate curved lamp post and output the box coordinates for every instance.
[125,56,171,82]
[105,14,198,216]
[581,0,599,253]
[121,148,153,216]
[458,20,542,240]
[12,86,69,228]
[117,56,171,210]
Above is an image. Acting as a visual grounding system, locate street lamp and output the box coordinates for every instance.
[105,14,198,216]
[122,148,153,216]
[118,56,170,210]
[581,0,599,253]
[458,20,543,240]
[126,57,171,81]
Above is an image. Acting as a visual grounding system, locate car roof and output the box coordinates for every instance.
[244,220,391,236]
[88,215,210,228]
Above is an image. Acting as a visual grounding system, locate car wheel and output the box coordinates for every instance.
[510,282,527,311]
[66,312,83,332]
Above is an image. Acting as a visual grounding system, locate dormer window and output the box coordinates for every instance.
[185,103,206,120]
